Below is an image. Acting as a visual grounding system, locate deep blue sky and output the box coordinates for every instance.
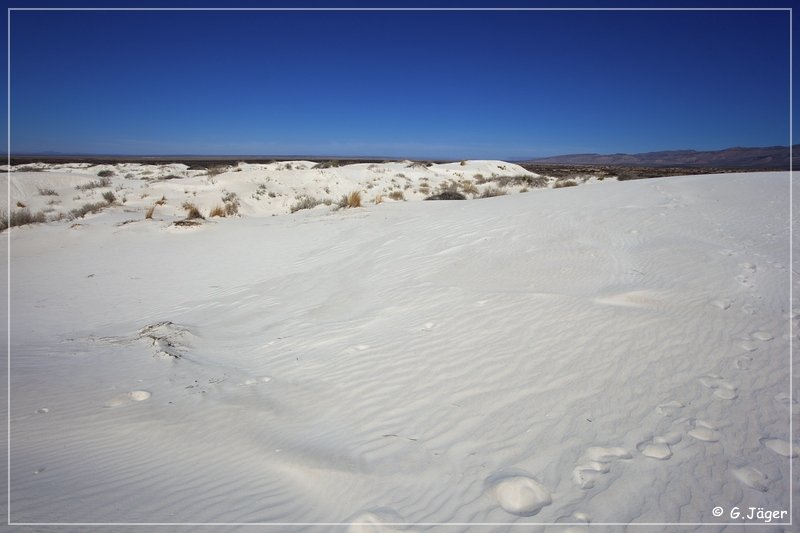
[6,7,793,159]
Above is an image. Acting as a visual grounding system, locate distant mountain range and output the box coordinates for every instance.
[522,145,796,168]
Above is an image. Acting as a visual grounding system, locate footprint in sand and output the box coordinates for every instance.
[490,475,553,516]
[760,438,799,458]
[637,430,683,460]
[104,390,151,408]
[572,447,631,489]
[656,400,684,417]
[710,299,731,310]
[35,408,49,414]
[751,330,773,342]
[687,420,721,442]
[734,356,752,370]
[733,466,769,492]
[739,340,758,352]
[346,510,407,533]
[740,304,757,315]
[698,375,738,400]
[243,376,272,386]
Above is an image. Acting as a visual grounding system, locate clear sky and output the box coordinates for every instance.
[6,6,793,159]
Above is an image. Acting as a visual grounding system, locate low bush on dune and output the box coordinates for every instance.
[37,187,58,196]
[15,165,46,172]
[182,202,204,220]
[388,191,405,201]
[222,191,240,215]
[479,187,506,198]
[97,170,115,178]
[76,177,111,190]
[290,195,324,213]
[1,208,47,230]
[69,202,107,220]
[554,180,578,188]
[102,191,116,204]
[314,160,341,169]
[425,191,467,201]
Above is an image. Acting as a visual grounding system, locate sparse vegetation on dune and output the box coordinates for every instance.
[69,202,107,220]
[554,180,578,188]
[97,170,115,178]
[1,208,47,230]
[182,202,205,220]
[37,187,58,196]
[479,187,507,198]
[102,191,116,204]
[145,205,155,220]
[76,177,112,190]
[290,196,326,213]
[425,191,467,201]
[209,204,226,217]
[388,191,405,201]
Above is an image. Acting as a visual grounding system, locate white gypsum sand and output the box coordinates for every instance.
[3,165,795,528]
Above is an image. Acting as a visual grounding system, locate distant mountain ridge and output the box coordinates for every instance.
[522,145,796,168]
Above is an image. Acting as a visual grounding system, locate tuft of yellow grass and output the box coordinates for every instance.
[209,204,226,217]
[345,190,361,208]
[373,194,383,205]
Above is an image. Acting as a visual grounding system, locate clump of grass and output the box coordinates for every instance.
[209,204,226,217]
[480,187,506,198]
[290,195,324,213]
[460,160,466,166]
[16,201,26,208]
[97,169,115,178]
[15,165,46,172]
[205,165,228,177]
[388,191,405,201]
[145,205,155,219]
[221,191,239,216]
[373,194,383,205]
[68,202,106,220]
[460,180,479,196]
[182,202,204,220]
[339,190,362,209]
[5,208,47,228]
[554,180,578,188]
[37,187,58,196]
[102,191,116,204]
[473,173,486,184]
[419,185,430,195]
[155,195,167,205]
[76,177,111,190]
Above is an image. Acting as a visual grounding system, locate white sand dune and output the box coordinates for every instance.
[2,164,795,530]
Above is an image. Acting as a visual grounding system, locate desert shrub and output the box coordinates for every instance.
[102,191,116,204]
[182,203,204,220]
[314,160,341,169]
[339,191,362,209]
[155,195,167,205]
[425,191,466,201]
[290,195,323,213]
[218,191,240,215]
[554,180,578,188]
[8,208,46,227]
[46,199,60,205]
[156,174,182,181]
[68,202,106,220]
[492,175,547,188]
[145,205,155,219]
[37,187,58,196]
[16,201,26,208]
[388,191,405,201]
[480,187,506,198]
[76,177,111,190]
[48,212,65,222]
[0,212,6,230]
[419,185,430,194]
[460,181,479,196]
[97,169,115,178]
[209,204,226,217]
[15,165,46,172]
[205,165,227,176]
[460,160,466,166]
